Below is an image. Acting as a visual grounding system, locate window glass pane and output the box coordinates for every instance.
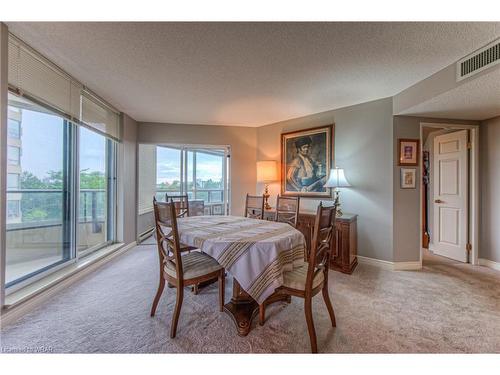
[78,127,114,255]
[195,151,224,211]
[5,94,71,286]
[156,146,182,198]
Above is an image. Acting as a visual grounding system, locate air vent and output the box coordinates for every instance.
[457,38,500,81]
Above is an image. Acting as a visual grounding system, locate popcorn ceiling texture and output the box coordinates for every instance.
[1,243,499,353]
[6,22,500,126]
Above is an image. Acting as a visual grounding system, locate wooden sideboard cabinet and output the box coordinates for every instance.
[264,210,358,274]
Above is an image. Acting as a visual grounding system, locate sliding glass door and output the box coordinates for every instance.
[155,146,230,215]
[5,94,73,287]
[155,146,182,200]
[5,93,117,290]
[184,148,228,215]
[137,144,230,238]
[78,127,116,256]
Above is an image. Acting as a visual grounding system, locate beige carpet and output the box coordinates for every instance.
[1,244,499,353]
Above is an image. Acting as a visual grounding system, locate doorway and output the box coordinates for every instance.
[420,123,479,265]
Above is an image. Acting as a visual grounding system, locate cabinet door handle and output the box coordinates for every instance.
[434,199,444,204]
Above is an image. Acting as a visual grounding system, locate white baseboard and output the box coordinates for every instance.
[357,255,422,271]
[393,261,422,271]
[0,241,137,328]
[478,258,500,271]
[357,255,394,270]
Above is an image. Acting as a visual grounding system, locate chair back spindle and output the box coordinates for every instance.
[244,194,265,219]
[166,194,190,218]
[275,195,300,227]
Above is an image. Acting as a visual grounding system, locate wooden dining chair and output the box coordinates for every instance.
[165,193,190,218]
[259,202,337,353]
[275,195,300,227]
[150,198,225,338]
[244,194,265,219]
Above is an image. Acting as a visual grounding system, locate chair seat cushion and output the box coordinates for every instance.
[282,261,324,290]
[164,251,222,280]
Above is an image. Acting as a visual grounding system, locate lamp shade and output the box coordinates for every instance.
[257,160,278,182]
[324,167,351,188]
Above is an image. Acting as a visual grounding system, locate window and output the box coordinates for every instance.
[7,146,20,165]
[5,93,118,289]
[78,127,116,255]
[7,173,20,190]
[8,119,21,138]
[4,35,121,292]
[5,94,71,287]
[138,144,230,224]
[155,146,182,201]
[155,147,227,211]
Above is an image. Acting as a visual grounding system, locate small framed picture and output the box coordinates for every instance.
[400,168,417,189]
[398,138,420,166]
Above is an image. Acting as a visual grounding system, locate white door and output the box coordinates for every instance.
[431,130,469,262]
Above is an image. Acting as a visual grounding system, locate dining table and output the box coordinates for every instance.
[176,215,307,336]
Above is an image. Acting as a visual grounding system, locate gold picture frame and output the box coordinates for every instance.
[398,138,420,166]
[280,125,334,198]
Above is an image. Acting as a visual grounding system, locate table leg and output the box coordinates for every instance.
[223,279,290,336]
[223,279,259,336]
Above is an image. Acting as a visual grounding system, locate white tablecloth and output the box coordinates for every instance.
[176,215,306,304]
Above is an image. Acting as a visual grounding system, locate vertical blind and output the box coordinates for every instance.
[8,34,121,141]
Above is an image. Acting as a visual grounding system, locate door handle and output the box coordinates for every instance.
[434,199,444,204]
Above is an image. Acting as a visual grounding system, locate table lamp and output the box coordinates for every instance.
[324,167,351,216]
[257,160,278,210]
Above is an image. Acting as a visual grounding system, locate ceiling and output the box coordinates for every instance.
[397,67,500,121]
[6,22,500,127]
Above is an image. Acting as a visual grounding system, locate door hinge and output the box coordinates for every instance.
[466,243,472,252]
[467,142,472,149]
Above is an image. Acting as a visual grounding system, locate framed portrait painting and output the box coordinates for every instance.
[400,168,417,189]
[398,138,420,166]
[281,125,334,198]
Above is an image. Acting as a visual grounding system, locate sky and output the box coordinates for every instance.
[17,107,106,180]
[156,147,224,184]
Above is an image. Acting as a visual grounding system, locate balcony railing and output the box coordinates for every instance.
[6,188,109,285]
[155,188,224,204]
[6,188,106,231]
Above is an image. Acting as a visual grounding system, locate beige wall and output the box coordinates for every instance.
[138,122,258,216]
[480,116,500,263]
[393,116,479,262]
[257,98,395,262]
